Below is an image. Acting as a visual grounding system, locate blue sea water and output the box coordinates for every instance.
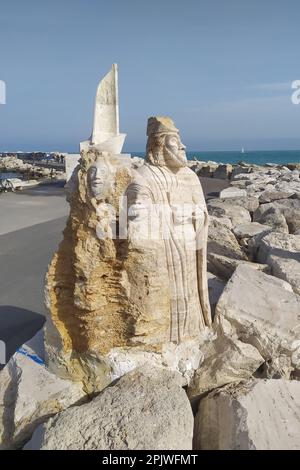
[0,172,22,179]
[133,150,300,166]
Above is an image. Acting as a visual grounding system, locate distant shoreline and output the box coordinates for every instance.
[133,150,300,166]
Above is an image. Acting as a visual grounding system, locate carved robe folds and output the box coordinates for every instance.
[126,163,211,345]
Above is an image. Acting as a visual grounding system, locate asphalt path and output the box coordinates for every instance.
[0,182,68,365]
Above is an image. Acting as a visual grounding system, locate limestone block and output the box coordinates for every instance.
[210,196,259,213]
[0,352,85,450]
[208,215,232,230]
[25,367,193,450]
[188,332,263,399]
[207,200,251,227]
[219,187,247,199]
[268,254,300,296]
[194,379,300,450]
[254,199,300,234]
[254,207,289,233]
[233,222,271,240]
[259,189,295,203]
[255,231,300,264]
[213,164,232,180]
[208,218,248,262]
[208,252,269,280]
[215,264,300,378]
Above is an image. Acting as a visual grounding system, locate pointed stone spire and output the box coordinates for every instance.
[80,64,126,154]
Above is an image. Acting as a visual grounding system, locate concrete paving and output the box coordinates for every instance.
[0,181,68,235]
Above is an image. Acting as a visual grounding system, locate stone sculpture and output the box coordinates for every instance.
[126,116,212,343]
[80,63,126,154]
[45,67,211,392]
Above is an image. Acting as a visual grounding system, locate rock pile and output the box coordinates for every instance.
[1,158,300,450]
[0,155,64,179]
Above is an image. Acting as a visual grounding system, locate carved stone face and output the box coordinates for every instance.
[163,134,187,169]
[88,160,111,200]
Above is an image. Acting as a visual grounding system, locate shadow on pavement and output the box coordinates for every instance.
[0,306,45,369]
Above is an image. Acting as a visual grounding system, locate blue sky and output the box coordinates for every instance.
[0,0,299,152]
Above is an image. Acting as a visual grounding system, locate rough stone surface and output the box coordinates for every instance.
[194,379,300,450]
[215,264,300,378]
[214,164,232,180]
[207,200,251,227]
[188,332,263,399]
[207,253,269,280]
[25,367,194,450]
[254,207,289,233]
[0,352,85,450]
[207,218,248,263]
[268,254,300,296]
[254,199,300,234]
[209,215,232,230]
[209,196,259,213]
[233,222,271,240]
[219,187,247,199]
[259,189,294,203]
[255,231,300,264]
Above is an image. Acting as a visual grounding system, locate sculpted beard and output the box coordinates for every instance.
[146,134,187,168]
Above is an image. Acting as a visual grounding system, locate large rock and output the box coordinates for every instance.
[219,187,247,199]
[215,264,300,378]
[254,207,289,233]
[213,164,232,180]
[287,163,300,171]
[254,231,300,264]
[194,379,300,450]
[0,352,86,450]
[259,189,295,203]
[208,218,248,262]
[231,165,253,179]
[207,200,251,227]
[25,367,193,450]
[254,199,300,234]
[233,222,271,240]
[187,332,263,399]
[210,196,259,213]
[208,252,269,280]
[209,215,232,230]
[268,254,300,296]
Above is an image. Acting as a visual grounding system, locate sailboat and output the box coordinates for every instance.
[241,147,245,154]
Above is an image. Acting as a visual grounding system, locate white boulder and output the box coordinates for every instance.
[219,187,247,199]
[188,332,263,399]
[215,264,300,378]
[194,379,300,450]
[255,231,300,264]
[24,367,193,450]
[0,352,86,449]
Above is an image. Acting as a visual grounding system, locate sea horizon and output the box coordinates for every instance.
[1,149,300,166]
[132,149,300,166]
